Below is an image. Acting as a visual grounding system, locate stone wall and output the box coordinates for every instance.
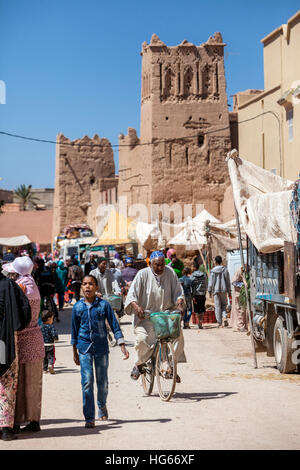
[52,133,116,239]
[118,33,233,222]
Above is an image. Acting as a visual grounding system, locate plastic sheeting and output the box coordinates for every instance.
[168,210,220,248]
[227,151,297,253]
[134,221,164,251]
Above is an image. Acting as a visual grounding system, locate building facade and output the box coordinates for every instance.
[236,10,300,181]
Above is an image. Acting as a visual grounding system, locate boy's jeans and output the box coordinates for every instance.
[79,351,109,423]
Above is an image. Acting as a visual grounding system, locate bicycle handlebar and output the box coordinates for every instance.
[143,309,181,318]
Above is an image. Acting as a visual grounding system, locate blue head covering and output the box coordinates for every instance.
[125,257,133,264]
[150,251,164,262]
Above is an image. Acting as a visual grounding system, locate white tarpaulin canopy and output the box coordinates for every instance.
[227,150,297,253]
[133,221,164,250]
[0,235,32,246]
[168,209,221,249]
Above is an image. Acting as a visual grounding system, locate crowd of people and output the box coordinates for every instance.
[0,247,248,437]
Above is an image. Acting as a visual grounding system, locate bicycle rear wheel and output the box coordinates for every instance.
[155,341,177,401]
[141,359,155,396]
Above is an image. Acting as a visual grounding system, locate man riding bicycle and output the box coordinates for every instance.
[124,251,186,382]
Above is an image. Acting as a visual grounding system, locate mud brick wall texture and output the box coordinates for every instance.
[52,134,115,238]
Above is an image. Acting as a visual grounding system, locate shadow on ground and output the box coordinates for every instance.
[46,366,79,375]
[144,391,238,403]
[17,417,172,439]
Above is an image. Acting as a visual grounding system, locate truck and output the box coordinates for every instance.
[249,239,300,373]
[227,150,300,374]
[55,225,98,264]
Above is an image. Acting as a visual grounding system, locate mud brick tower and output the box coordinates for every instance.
[118,33,232,218]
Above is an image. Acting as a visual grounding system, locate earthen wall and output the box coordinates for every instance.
[52,133,116,239]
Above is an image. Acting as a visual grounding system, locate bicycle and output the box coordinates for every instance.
[103,293,123,348]
[140,310,181,402]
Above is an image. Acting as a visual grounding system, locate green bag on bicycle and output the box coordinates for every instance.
[150,312,181,340]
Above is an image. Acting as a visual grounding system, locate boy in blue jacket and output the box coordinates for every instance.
[71,275,129,428]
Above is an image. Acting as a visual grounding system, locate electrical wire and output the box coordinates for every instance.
[0,111,280,149]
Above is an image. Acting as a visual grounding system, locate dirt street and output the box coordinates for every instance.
[1,307,300,450]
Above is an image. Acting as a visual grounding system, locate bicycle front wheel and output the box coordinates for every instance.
[141,358,155,396]
[155,341,177,401]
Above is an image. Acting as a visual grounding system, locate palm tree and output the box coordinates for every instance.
[14,184,39,211]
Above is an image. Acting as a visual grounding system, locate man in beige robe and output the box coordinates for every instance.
[229,266,248,332]
[124,251,186,381]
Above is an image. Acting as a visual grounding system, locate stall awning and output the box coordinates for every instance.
[93,210,135,246]
[0,235,32,246]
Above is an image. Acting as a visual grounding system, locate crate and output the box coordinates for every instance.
[203,309,217,323]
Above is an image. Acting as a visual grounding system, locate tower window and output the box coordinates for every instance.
[185,147,189,166]
[198,134,204,147]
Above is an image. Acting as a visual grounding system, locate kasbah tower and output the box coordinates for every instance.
[118,32,234,220]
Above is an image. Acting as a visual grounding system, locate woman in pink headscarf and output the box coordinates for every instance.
[4,256,45,433]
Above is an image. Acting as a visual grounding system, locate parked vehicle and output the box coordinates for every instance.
[249,240,300,373]
[227,152,300,374]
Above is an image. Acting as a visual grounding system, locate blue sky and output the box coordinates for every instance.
[0,0,299,190]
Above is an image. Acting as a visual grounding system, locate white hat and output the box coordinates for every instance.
[4,256,33,276]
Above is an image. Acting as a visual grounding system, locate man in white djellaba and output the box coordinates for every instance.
[124,251,186,382]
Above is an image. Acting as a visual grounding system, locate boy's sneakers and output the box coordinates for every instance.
[85,421,95,428]
[48,366,55,374]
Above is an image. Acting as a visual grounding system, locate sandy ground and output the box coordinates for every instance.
[1,307,300,450]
